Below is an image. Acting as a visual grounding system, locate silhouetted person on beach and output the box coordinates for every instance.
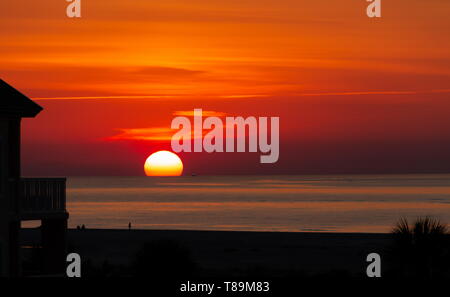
[128,222,131,230]
[81,224,85,230]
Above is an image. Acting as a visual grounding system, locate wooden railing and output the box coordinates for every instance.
[19,178,66,216]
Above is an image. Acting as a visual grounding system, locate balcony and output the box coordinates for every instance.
[19,178,68,220]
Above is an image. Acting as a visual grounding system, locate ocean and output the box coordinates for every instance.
[60,174,450,233]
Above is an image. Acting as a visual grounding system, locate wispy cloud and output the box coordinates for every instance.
[106,110,235,142]
[173,110,228,117]
[293,90,419,97]
[32,89,450,101]
[219,94,270,99]
[105,128,175,141]
[32,95,183,100]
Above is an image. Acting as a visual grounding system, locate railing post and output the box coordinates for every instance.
[18,178,67,216]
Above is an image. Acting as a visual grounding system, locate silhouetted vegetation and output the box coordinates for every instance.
[131,239,197,279]
[387,217,450,279]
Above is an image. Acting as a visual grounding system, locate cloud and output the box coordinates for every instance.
[3,64,205,98]
[173,110,228,117]
[105,128,175,141]
[32,95,184,100]
[219,95,270,99]
[105,109,242,142]
[105,126,203,142]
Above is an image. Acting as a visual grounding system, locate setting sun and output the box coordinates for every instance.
[144,151,183,176]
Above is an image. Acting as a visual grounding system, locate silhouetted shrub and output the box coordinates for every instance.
[388,217,450,279]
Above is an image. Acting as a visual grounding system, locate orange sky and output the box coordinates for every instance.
[1,0,450,175]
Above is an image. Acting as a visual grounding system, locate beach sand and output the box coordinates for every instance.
[21,229,392,277]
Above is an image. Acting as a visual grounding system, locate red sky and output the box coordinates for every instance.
[1,0,450,175]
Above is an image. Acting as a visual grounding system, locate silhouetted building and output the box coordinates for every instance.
[0,79,68,276]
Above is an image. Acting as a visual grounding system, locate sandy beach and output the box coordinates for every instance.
[21,229,392,277]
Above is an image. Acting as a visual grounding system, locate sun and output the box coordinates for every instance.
[144,150,183,176]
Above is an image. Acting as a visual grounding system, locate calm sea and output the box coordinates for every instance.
[58,175,450,233]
